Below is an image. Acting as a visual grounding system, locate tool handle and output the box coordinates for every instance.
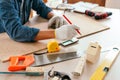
[85,10,95,17]
[0,71,43,76]
[95,12,112,20]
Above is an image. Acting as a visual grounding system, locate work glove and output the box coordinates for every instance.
[48,15,68,29]
[55,24,80,40]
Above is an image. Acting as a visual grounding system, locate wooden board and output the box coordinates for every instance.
[0,33,47,62]
[0,16,48,62]
[0,33,46,61]
[63,12,110,38]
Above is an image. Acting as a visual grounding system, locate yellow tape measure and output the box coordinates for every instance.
[90,47,120,80]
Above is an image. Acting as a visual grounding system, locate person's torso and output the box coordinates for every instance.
[0,0,33,32]
[10,0,33,24]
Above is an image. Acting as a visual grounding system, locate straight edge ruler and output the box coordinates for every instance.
[90,46,120,80]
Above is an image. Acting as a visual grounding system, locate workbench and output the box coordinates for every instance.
[0,7,120,80]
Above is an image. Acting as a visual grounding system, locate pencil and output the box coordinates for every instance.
[63,14,81,35]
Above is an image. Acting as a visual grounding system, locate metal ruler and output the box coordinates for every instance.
[90,46,120,80]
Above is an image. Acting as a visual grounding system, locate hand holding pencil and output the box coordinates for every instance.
[52,14,81,40]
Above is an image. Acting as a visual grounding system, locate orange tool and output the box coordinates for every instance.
[8,55,35,71]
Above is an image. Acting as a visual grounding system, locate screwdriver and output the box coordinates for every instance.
[85,10,112,20]
[0,71,44,76]
[94,12,112,20]
[85,10,95,17]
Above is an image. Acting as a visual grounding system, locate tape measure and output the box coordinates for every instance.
[90,46,120,80]
[47,38,78,53]
[47,39,60,53]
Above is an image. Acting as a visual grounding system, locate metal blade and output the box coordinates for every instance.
[31,51,82,67]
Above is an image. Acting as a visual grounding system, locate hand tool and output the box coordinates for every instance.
[47,39,60,53]
[0,67,44,76]
[85,10,95,17]
[90,46,120,80]
[0,71,43,76]
[8,55,35,71]
[48,67,71,80]
[95,12,112,20]
[85,10,112,20]
[31,51,82,66]
[40,38,78,54]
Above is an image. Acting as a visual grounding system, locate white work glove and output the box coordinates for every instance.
[48,15,68,29]
[55,24,80,40]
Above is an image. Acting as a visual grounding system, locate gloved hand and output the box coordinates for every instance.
[48,15,68,29]
[55,24,80,40]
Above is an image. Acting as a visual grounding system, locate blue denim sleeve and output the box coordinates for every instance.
[32,0,52,19]
[0,0,39,42]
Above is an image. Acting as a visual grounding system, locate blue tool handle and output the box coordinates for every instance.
[0,72,43,76]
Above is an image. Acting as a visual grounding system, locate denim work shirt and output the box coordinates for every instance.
[0,0,52,42]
